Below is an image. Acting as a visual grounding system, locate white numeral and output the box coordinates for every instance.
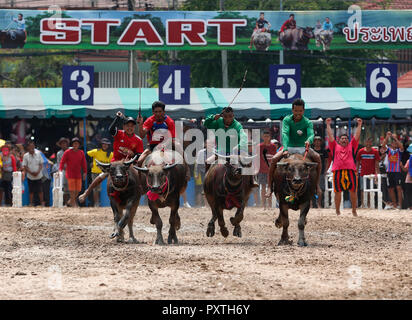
[370,67,391,99]
[275,68,297,100]
[162,70,185,100]
[69,70,91,102]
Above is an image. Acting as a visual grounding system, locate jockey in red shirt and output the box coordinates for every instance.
[280,14,296,33]
[78,111,143,203]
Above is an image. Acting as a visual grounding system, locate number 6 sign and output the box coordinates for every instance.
[366,64,397,103]
[62,66,94,105]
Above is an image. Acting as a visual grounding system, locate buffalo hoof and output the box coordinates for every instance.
[233,226,242,238]
[278,238,293,246]
[155,236,165,245]
[128,237,140,244]
[116,236,125,243]
[175,216,181,231]
[229,217,236,226]
[206,226,215,237]
[275,218,283,228]
[220,227,229,238]
[297,240,308,247]
[110,232,118,239]
[168,234,178,244]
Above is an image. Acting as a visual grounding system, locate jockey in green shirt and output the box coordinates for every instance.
[266,98,322,198]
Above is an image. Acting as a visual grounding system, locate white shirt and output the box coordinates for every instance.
[23,150,43,180]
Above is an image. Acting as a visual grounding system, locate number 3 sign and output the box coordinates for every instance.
[62,66,94,105]
[366,64,397,103]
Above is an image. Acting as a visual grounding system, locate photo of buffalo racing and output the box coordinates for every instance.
[278,13,315,50]
[314,17,334,51]
[249,12,272,51]
[0,13,27,49]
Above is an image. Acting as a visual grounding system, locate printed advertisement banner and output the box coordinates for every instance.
[1,9,412,51]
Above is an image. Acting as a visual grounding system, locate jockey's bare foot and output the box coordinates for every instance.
[336,211,341,216]
[352,210,358,217]
[265,191,272,198]
[78,193,87,203]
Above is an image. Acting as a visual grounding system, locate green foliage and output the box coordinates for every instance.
[0,52,76,88]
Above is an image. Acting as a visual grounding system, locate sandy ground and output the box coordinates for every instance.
[0,205,410,300]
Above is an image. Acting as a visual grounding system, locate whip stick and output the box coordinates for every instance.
[224,69,248,112]
[138,87,142,117]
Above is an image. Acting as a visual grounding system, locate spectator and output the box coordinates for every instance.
[86,138,113,207]
[326,118,362,216]
[59,137,87,208]
[194,139,214,208]
[382,131,404,210]
[40,148,53,207]
[258,130,277,210]
[22,141,45,206]
[55,137,70,205]
[312,136,329,208]
[0,144,17,206]
[356,137,380,208]
[378,144,391,207]
[400,144,412,210]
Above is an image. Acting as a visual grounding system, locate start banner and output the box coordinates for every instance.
[1,9,412,51]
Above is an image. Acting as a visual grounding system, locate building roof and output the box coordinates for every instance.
[398,70,412,88]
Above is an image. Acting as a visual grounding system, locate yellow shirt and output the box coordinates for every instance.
[87,149,113,174]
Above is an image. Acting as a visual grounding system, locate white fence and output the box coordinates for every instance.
[52,171,64,208]
[12,171,22,208]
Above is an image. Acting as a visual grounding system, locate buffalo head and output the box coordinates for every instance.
[277,160,317,190]
[96,155,138,189]
[215,152,256,178]
[134,162,177,194]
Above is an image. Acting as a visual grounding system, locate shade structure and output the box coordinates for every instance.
[0,87,411,120]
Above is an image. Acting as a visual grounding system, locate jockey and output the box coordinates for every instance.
[13,13,27,42]
[265,98,322,198]
[280,13,296,34]
[78,111,143,203]
[322,17,333,33]
[137,101,189,180]
[249,12,272,49]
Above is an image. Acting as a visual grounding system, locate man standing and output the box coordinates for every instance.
[0,144,17,206]
[356,137,380,208]
[23,141,45,206]
[59,137,87,208]
[258,130,277,210]
[56,137,70,205]
[382,131,404,210]
[326,117,362,216]
[86,138,113,207]
[312,136,329,208]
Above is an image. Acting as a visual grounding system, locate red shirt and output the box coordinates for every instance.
[59,149,87,179]
[112,130,144,162]
[258,142,277,174]
[356,147,380,176]
[143,115,176,146]
[329,138,359,172]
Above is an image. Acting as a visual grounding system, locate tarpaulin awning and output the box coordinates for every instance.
[0,87,411,120]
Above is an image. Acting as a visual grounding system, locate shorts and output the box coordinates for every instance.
[92,173,102,192]
[387,172,402,188]
[333,169,357,193]
[257,172,268,185]
[27,178,43,194]
[67,178,82,192]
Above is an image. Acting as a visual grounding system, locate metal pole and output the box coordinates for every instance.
[220,0,228,87]
[279,0,284,64]
[83,116,88,207]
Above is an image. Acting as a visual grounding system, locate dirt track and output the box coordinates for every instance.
[0,206,410,300]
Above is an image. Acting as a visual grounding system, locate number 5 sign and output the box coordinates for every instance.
[366,64,397,103]
[269,64,301,104]
[62,66,94,105]
[159,65,190,105]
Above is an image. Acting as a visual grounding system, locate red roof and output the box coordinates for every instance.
[398,70,412,87]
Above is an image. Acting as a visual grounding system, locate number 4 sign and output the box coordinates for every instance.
[366,64,397,103]
[62,66,94,105]
[159,65,190,105]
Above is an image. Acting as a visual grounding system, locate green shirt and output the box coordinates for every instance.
[282,114,314,151]
[204,115,248,155]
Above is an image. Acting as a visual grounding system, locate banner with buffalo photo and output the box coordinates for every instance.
[1,9,412,51]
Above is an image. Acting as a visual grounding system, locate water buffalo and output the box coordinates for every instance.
[203,153,257,238]
[134,150,188,245]
[265,152,317,246]
[316,30,333,51]
[0,29,26,49]
[279,27,314,50]
[253,30,272,51]
[96,155,144,243]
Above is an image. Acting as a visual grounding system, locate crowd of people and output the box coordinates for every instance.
[0,98,411,212]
